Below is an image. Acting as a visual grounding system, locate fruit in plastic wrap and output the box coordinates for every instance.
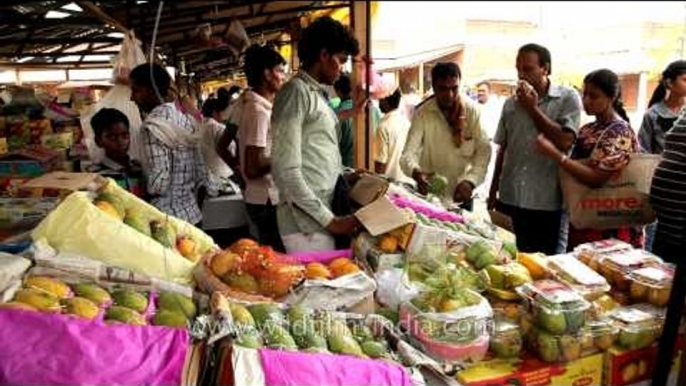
[361,340,389,359]
[111,289,149,313]
[537,309,567,335]
[304,262,332,280]
[502,242,518,260]
[629,282,648,301]
[105,306,147,325]
[94,192,126,218]
[14,288,60,312]
[473,250,500,270]
[594,332,615,350]
[490,321,522,358]
[224,272,259,294]
[485,265,506,289]
[536,330,561,362]
[504,262,532,288]
[466,240,490,262]
[263,323,298,350]
[236,332,263,349]
[647,287,670,308]
[210,251,242,277]
[564,310,585,333]
[157,292,196,318]
[150,220,176,249]
[230,238,259,257]
[378,235,399,254]
[618,328,657,350]
[248,303,285,329]
[517,252,548,280]
[427,174,449,195]
[124,211,151,237]
[559,334,581,362]
[176,236,199,261]
[73,283,111,307]
[328,333,364,357]
[0,302,37,311]
[229,302,256,326]
[63,297,100,320]
[24,276,71,299]
[153,309,188,327]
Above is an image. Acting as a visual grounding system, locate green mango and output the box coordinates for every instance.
[157,292,196,318]
[328,334,364,357]
[485,265,506,289]
[502,242,518,260]
[111,289,148,313]
[263,324,298,350]
[124,211,151,237]
[361,340,389,359]
[537,310,567,335]
[106,306,146,326]
[563,310,585,333]
[72,283,111,307]
[229,303,256,327]
[466,241,489,262]
[152,309,188,328]
[150,220,176,248]
[248,303,285,329]
[236,332,263,349]
[536,330,561,362]
[559,334,581,362]
[94,192,126,217]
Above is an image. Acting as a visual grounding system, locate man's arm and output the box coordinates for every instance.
[487,107,509,210]
[400,111,427,185]
[271,82,335,228]
[518,87,581,152]
[216,123,241,174]
[141,126,171,196]
[243,105,273,179]
[463,107,492,188]
[638,113,655,153]
[374,121,390,174]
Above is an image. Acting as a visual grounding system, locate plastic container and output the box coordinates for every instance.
[409,331,490,365]
[597,250,663,291]
[490,319,522,358]
[526,327,586,363]
[610,304,664,350]
[515,280,590,335]
[582,317,619,353]
[547,254,610,300]
[626,265,674,308]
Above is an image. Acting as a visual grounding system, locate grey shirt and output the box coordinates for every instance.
[494,84,582,211]
[271,71,343,236]
[638,101,682,154]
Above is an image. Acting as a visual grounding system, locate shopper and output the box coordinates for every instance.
[638,60,686,251]
[536,69,641,249]
[130,63,208,226]
[374,88,413,184]
[88,108,145,198]
[488,43,582,255]
[400,62,491,210]
[271,16,361,253]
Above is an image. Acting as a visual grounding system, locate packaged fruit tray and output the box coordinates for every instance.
[626,265,674,308]
[596,249,663,291]
[515,280,590,335]
[526,327,587,363]
[581,317,619,354]
[489,318,522,359]
[609,304,664,350]
[546,254,609,300]
[574,239,634,262]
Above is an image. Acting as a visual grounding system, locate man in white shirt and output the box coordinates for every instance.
[474,81,503,199]
[375,88,413,185]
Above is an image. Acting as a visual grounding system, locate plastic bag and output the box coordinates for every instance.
[31,180,217,285]
[80,31,146,164]
[375,267,419,310]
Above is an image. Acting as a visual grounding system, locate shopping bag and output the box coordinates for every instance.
[560,153,661,230]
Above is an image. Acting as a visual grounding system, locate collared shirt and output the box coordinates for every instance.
[334,99,382,168]
[271,70,343,236]
[400,96,492,201]
[494,84,582,211]
[141,103,207,224]
[200,117,233,188]
[86,156,145,198]
[236,90,279,205]
[639,101,684,154]
[375,109,413,184]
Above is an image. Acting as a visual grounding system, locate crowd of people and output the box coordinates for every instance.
[84,16,684,264]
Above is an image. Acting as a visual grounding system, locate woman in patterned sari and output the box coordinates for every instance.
[536,69,641,250]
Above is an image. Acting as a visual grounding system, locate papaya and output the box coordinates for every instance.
[14,288,61,312]
[72,283,111,306]
[24,276,71,299]
[63,297,100,320]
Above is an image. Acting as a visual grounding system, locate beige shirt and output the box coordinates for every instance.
[375,109,413,184]
[400,96,492,201]
[237,90,279,205]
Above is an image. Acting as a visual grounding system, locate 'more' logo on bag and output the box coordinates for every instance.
[576,197,641,211]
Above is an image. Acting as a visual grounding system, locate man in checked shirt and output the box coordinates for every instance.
[129,63,208,226]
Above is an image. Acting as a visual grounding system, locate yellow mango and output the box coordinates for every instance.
[25,276,71,299]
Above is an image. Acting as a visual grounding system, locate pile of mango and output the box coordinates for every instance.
[93,192,200,262]
[227,302,396,361]
[0,276,196,328]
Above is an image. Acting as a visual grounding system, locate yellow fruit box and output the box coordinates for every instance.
[604,339,683,386]
[457,352,603,386]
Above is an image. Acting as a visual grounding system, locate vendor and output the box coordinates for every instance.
[87,108,145,198]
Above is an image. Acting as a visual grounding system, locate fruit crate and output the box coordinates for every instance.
[626,265,674,308]
[515,280,591,335]
[546,253,610,300]
[610,304,665,350]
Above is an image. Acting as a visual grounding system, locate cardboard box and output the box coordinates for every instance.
[604,343,683,386]
[457,353,604,386]
[18,171,106,198]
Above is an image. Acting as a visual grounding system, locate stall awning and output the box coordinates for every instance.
[373,44,464,72]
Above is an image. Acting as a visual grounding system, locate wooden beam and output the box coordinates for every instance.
[351,0,372,170]
[0,61,110,68]
[0,37,121,45]
[0,50,119,57]
[76,1,128,33]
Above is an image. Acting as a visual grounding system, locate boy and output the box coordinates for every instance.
[88,108,145,197]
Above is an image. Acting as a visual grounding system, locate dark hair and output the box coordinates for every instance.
[431,62,461,83]
[201,98,220,118]
[333,73,352,96]
[216,86,241,111]
[476,81,490,90]
[648,60,686,108]
[584,68,630,124]
[129,63,172,98]
[381,88,402,112]
[244,44,286,88]
[518,43,552,75]
[91,108,130,139]
[297,16,359,67]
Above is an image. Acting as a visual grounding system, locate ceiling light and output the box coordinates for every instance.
[16,56,35,63]
[45,10,71,19]
[61,3,82,12]
[107,32,125,39]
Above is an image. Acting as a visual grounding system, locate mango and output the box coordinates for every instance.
[236,332,263,349]
[361,340,388,359]
[14,288,61,312]
[559,335,581,362]
[111,289,148,313]
[95,200,123,220]
[263,324,298,350]
[210,251,241,277]
[427,174,448,196]
[95,192,126,217]
[25,276,71,299]
[0,302,37,311]
[72,283,111,307]
[248,303,285,329]
[536,331,561,362]
[106,306,147,326]
[157,292,196,318]
[328,334,364,357]
[153,309,188,328]
[176,236,198,261]
[224,272,259,294]
[124,211,151,237]
[537,310,567,335]
[647,287,670,308]
[229,302,256,327]
[150,220,176,248]
[63,297,100,320]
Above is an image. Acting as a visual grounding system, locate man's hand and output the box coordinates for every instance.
[487,188,498,210]
[453,180,474,204]
[325,215,361,236]
[516,80,538,112]
[412,169,434,195]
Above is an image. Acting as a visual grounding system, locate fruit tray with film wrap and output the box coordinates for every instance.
[609,304,665,350]
[593,249,663,292]
[515,280,591,335]
[625,264,674,308]
[574,238,634,268]
[489,318,523,359]
[546,253,610,300]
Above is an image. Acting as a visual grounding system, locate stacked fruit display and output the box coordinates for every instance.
[609,304,664,350]
[93,192,201,262]
[482,261,532,301]
[626,265,673,308]
[227,301,399,361]
[546,254,610,300]
[1,275,196,328]
[516,280,591,362]
[489,318,523,358]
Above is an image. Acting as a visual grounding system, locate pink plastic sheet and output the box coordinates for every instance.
[258,348,412,386]
[0,309,188,386]
[289,249,352,265]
